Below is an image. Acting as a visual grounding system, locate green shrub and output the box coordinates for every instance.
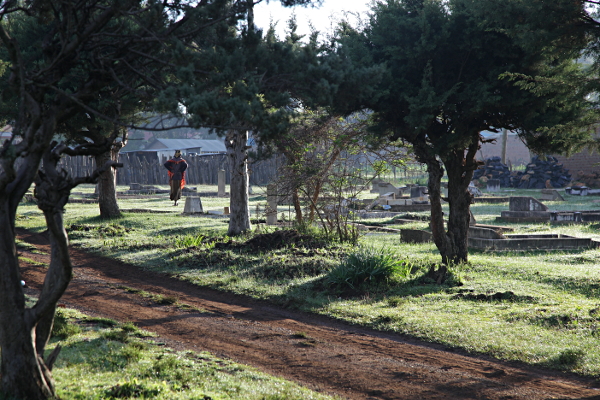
[52,309,82,339]
[105,379,164,398]
[326,246,411,290]
[120,342,146,363]
[556,349,585,367]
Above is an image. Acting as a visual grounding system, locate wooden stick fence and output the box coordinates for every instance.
[57,153,281,186]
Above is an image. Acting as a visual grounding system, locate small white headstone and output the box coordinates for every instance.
[183,196,203,214]
[218,169,226,197]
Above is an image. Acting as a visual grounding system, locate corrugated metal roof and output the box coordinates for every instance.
[1,125,12,138]
[143,139,226,153]
[480,130,518,139]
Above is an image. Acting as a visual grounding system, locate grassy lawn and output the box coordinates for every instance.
[16,184,600,378]
[47,307,337,400]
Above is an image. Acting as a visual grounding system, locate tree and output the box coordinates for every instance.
[0,1,243,397]
[176,3,336,236]
[336,0,594,268]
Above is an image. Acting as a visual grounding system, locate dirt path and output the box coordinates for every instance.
[16,228,600,400]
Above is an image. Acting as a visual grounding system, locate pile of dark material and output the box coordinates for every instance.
[510,156,571,189]
[472,157,511,187]
[573,170,600,188]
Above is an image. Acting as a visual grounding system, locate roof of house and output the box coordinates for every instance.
[139,139,226,153]
[480,130,518,140]
[1,125,12,139]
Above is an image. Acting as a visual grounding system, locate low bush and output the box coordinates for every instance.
[326,246,412,291]
[52,309,82,339]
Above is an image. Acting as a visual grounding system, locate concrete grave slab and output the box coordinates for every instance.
[400,229,433,243]
[387,199,413,206]
[550,211,600,223]
[472,224,514,234]
[469,210,476,226]
[509,196,548,212]
[469,234,600,251]
[539,189,565,202]
[472,197,510,203]
[469,226,505,240]
[410,186,428,198]
[376,182,400,195]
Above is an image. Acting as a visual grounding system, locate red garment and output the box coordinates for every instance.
[164,158,188,189]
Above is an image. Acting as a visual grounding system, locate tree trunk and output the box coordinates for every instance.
[292,188,303,223]
[95,143,122,219]
[443,150,475,264]
[226,130,251,236]
[417,134,479,269]
[0,200,56,399]
[423,155,451,283]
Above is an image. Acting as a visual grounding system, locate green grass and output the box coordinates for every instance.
[48,307,337,400]
[15,185,600,377]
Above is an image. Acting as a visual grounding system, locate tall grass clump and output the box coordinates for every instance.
[327,246,411,290]
[52,309,82,339]
[174,234,206,248]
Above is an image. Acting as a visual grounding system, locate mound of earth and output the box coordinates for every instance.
[215,230,328,251]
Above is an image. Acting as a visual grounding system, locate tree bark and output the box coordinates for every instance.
[226,130,251,236]
[292,188,303,223]
[420,135,479,268]
[95,141,123,219]
[0,203,56,400]
[442,148,476,264]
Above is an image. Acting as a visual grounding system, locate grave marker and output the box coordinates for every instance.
[266,184,278,225]
[183,196,203,214]
[218,169,226,197]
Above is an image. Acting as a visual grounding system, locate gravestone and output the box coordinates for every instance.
[539,189,565,202]
[387,199,413,206]
[468,226,505,240]
[376,182,399,196]
[400,229,433,243]
[266,184,278,225]
[500,196,551,222]
[410,186,427,198]
[370,178,382,193]
[486,179,500,192]
[509,196,548,212]
[183,196,203,214]
[218,169,226,197]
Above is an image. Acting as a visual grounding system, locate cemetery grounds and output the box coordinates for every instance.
[14,184,600,399]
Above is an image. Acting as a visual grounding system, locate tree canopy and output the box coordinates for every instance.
[335,0,595,265]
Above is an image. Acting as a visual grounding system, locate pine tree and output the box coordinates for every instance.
[336,0,594,268]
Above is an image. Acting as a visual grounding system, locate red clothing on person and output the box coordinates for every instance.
[164,156,188,202]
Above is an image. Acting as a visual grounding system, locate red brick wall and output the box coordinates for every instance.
[554,150,600,177]
[477,132,600,182]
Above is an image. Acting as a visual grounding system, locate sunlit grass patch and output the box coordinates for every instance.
[50,307,338,400]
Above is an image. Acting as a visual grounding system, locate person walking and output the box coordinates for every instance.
[164,150,188,206]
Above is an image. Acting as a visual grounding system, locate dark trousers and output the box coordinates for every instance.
[170,180,182,201]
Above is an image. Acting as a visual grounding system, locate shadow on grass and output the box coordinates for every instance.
[273,270,458,313]
[156,226,207,237]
